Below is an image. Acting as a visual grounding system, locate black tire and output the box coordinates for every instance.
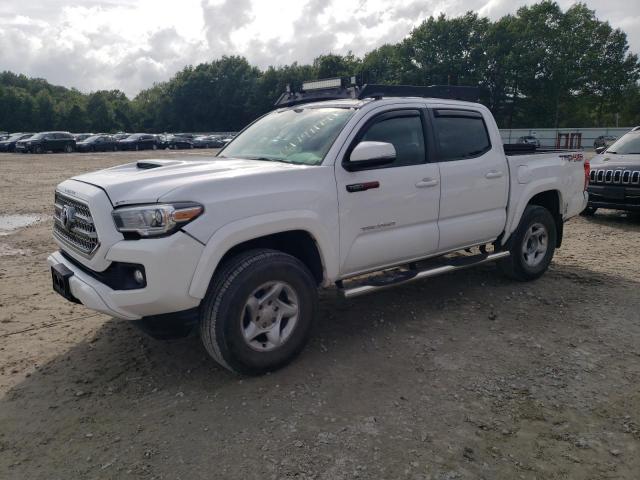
[199,249,317,375]
[580,206,597,216]
[499,205,557,281]
[35,145,43,154]
[135,144,139,151]
[64,144,73,153]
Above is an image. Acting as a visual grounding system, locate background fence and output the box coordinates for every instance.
[499,127,636,150]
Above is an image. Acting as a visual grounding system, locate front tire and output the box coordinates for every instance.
[199,249,317,375]
[499,205,557,281]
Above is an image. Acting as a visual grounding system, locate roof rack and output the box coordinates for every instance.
[274,76,481,107]
[358,84,479,103]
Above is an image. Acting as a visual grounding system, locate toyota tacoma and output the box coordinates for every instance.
[48,83,589,375]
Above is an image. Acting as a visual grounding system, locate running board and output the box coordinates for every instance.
[338,251,510,299]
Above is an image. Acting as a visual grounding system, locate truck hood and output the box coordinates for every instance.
[590,153,640,168]
[72,157,306,206]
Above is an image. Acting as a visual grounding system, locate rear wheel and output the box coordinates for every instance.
[499,205,557,281]
[199,249,317,375]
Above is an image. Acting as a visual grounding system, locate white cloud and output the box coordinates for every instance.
[0,0,638,97]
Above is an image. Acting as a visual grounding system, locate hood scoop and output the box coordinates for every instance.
[136,160,166,170]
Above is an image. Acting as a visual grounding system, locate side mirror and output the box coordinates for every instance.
[344,141,396,172]
[595,146,606,154]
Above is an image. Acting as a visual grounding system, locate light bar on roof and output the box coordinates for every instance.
[302,78,342,91]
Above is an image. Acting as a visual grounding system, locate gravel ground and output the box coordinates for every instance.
[0,151,639,479]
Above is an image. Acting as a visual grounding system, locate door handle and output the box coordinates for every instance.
[415,178,439,188]
[485,170,504,179]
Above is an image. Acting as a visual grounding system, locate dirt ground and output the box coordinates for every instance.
[0,150,639,480]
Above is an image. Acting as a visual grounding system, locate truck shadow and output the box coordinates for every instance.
[1,262,637,476]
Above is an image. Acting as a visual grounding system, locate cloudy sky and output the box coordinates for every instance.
[1,0,638,97]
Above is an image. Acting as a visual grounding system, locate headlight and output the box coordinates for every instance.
[112,203,203,237]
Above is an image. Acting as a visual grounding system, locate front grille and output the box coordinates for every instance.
[590,169,640,186]
[53,192,99,257]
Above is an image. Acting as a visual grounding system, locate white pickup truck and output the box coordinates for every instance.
[48,86,589,374]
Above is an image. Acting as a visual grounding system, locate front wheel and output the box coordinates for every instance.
[499,205,557,281]
[199,249,317,375]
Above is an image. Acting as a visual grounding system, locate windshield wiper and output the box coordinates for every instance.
[244,155,290,163]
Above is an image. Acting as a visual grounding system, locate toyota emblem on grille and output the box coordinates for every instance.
[60,205,76,231]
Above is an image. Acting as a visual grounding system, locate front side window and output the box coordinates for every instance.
[433,111,491,161]
[606,132,640,154]
[360,114,426,167]
[220,107,355,166]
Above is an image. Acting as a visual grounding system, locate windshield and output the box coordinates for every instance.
[84,135,100,142]
[606,132,640,154]
[219,107,355,165]
[6,134,25,141]
[30,133,44,140]
[126,134,143,140]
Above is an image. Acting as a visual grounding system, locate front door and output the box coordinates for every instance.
[335,108,441,276]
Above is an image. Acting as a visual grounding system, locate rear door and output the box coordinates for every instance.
[430,107,509,251]
[335,107,441,275]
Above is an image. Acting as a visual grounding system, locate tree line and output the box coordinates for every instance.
[1,1,638,134]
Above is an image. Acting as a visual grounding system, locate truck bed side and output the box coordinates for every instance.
[503,152,588,244]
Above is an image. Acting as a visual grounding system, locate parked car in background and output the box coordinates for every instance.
[16,131,75,153]
[162,134,194,149]
[73,133,94,142]
[76,135,119,152]
[0,132,9,141]
[113,133,130,140]
[593,135,617,151]
[0,132,33,152]
[585,126,640,215]
[517,135,541,147]
[192,135,222,148]
[117,133,160,151]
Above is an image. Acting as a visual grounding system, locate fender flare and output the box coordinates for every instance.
[188,210,338,299]
[502,182,563,246]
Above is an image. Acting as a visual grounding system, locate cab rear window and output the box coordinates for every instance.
[432,110,491,161]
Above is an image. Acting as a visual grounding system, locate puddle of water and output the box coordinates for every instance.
[0,243,29,256]
[0,214,44,236]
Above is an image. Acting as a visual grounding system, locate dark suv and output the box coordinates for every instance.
[16,131,76,154]
[117,133,160,151]
[585,127,640,214]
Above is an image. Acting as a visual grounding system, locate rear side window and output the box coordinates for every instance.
[432,110,491,161]
[361,114,426,167]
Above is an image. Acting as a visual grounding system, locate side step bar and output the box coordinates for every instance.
[338,251,510,299]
